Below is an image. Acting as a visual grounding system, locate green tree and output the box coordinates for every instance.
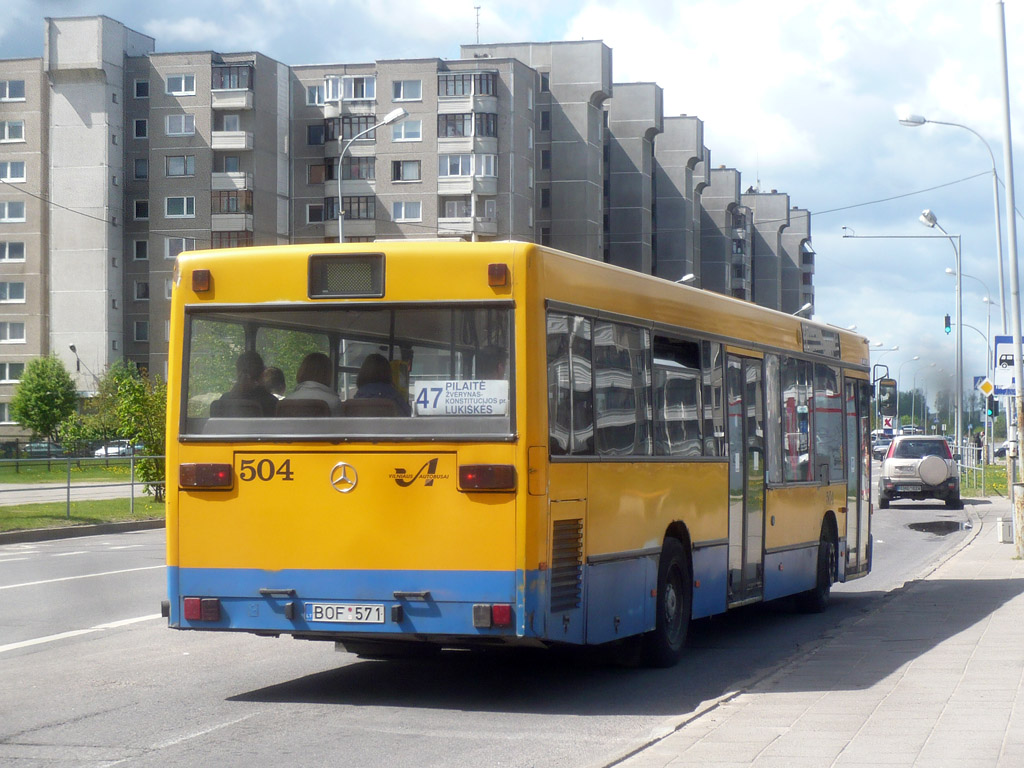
[58,360,138,452]
[10,355,78,441]
[115,370,167,501]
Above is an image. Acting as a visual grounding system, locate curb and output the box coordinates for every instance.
[0,518,165,544]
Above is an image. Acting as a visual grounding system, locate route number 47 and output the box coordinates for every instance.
[239,458,294,482]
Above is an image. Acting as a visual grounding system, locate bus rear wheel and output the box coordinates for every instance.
[642,537,691,668]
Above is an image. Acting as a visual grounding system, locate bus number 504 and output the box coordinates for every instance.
[238,458,294,482]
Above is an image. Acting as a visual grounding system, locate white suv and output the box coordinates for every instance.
[878,435,961,509]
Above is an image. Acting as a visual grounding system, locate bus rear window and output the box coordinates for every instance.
[181,304,513,440]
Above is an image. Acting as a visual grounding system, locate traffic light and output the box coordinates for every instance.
[987,395,999,418]
[944,314,951,334]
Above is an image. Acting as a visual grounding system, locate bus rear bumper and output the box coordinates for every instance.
[166,566,522,639]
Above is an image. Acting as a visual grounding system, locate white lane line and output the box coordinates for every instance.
[108,545,144,550]
[52,551,87,557]
[0,557,29,564]
[0,614,162,655]
[0,565,164,591]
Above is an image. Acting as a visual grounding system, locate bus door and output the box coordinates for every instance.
[726,355,765,606]
[844,378,872,577]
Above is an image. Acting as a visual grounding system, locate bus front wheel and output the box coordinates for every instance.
[642,537,691,668]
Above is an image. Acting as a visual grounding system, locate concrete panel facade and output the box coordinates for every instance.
[742,189,790,311]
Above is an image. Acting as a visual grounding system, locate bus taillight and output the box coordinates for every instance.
[180,463,233,489]
[183,597,221,622]
[458,464,516,491]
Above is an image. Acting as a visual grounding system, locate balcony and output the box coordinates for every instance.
[211,90,253,110]
[211,213,253,232]
[325,218,376,239]
[437,176,498,196]
[438,136,497,155]
[211,172,252,191]
[437,216,498,237]
[211,131,253,151]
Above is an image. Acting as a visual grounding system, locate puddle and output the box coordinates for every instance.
[907,521,966,536]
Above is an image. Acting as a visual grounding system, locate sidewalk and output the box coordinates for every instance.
[611,499,1024,768]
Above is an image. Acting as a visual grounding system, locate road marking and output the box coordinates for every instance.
[108,545,144,550]
[0,614,161,655]
[0,557,29,564]
[52,551,87,557]
[0,565,163,591]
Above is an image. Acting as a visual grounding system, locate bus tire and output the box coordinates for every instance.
[796,520,836,613]
[642,537,691,668]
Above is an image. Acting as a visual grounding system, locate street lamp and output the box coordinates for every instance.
[920,209,963,451]
[896,355,921,432]
[334,106,407,242]
[945,267,995,379]
[899,113,1006,332]
[793,302,813,318]
[68,343,100,392]
[676,273,696,285]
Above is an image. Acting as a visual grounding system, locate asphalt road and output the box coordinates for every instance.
[0,477,974,768]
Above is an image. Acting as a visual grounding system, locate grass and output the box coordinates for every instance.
[0,458,142,484]
[961,463,1010,498]
[0,496,164,533]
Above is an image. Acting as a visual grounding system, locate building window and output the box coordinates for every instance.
[339,114,377,141]
[392,120,422,142]
[476,154,497,177]
[437,72,496,97]
[475,113,497,137]
[212,190,252,214]
[0,80,26,101]
[391,160,421,182]
[211,64,253,90]
[134,200,149,221]
[308,163,326,185]
[134,240,148,261]
[341,156,375,180]
[211,232,253,249]
[134,321,149,342]
[166,74,196,95]
[220,114,240,132]
[541,110,551,131]
[165,280,174,299]
[223,156,240,173]
[133,119,148,139]
[165,196,196,218]
[528,166,534,189]
[133,158,148,180]
[438,154,472,177]
[0,362,24,383]
[540,72,550,92]
[134,281,150,301]
[393,79,422,101]
[0,322,25,343]
[165,114,196,136]
[483,198,496,220]
[307,204,325,223]
[732,239,744,255]
[306,84,325,106]
[541,149,551,170]
[134,79,149,99]
[0,121,24,142]
[0,162,25,181]
[393,201,421,222]
[0,282,25,303]
[441,197,471,218]
[438,114,473,138]
[341,196,376,220]
[541,227,551,246]
[0,242,25,261]
[527,87,534,111]
[165,155,196,177]
[343,76,376,101]
[307,124,325,145]
[527,127,533,149]
[0,201,25,222]
[541,187,550,208]
[0,402,10,423]
[475,72,496,96]
[166,237,197,259]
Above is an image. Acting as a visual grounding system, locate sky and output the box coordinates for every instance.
[4,0,1024,417]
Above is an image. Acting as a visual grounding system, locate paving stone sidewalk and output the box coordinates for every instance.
[612,499,1024,768]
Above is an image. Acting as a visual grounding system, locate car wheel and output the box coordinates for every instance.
[945,493,962,510]
[641,537,691,668]
[878,496,889,509]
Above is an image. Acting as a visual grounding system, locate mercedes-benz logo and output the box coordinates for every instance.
[329,462,358,493]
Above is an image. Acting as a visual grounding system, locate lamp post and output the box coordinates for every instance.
[899,113,1006,332]
[919,209,963,452]
[896,355,921,432]
[793,302,813,318]
[68,343,100,395]
[334,106,407,242]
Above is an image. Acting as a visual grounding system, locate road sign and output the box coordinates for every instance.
[993,335,1017,388]
[882,416,894,430]
[978,378,995,396]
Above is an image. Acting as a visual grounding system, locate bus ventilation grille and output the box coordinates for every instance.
[550,518,583,612]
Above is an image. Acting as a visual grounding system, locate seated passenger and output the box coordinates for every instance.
[214,350,279,417]
[261,366,286,399]
[285,352,343,416]
[354,353,412,416]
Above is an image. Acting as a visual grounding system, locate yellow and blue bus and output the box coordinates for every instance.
[164,241,872,666]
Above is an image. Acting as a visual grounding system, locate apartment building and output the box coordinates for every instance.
[0,15,817,438]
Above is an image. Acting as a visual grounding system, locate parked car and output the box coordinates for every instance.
[94,440,132,457]
[878,435,961,509]
[871,438,892,462]
[995,440,1013,459]
[23,440,63,458]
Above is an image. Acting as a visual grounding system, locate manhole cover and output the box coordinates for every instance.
[908,521,963,536]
